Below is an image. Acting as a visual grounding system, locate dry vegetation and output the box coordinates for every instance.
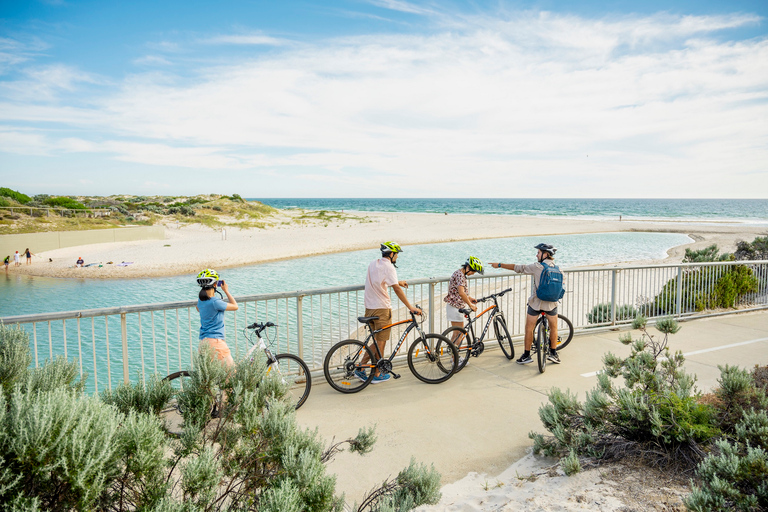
[0,192,370,234]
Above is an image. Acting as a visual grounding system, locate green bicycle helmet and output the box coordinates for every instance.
[465,256,484,274]
[380,241,403,255]
[196,268,219,287]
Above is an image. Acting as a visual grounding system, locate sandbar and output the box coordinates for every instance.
[9,210,766,279]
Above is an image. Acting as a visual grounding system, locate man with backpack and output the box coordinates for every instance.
[490,243,565,364]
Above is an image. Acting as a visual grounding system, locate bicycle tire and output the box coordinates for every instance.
[493,316,515,360]
[323,339,375,394]
[536,321,547,373]
[535,314,574,351]
[162,370,193,415]
[270,354,312,409]
[407,334,458,384]
[441,326,471,372]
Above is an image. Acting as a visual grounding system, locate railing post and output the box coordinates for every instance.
[610,269,618,325]
[296,295,304,358]
[428,282,435,333]
[675,266,683,318]
[121,313,129,384]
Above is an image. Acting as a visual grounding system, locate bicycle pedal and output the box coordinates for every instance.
[391,372,401,379]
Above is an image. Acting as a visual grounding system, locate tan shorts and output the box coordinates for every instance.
[200,338,234,367]
[365,308,392,346]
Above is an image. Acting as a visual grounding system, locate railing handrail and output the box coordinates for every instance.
[3,259,767,325]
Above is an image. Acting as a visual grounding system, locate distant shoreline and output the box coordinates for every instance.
[7,209,767,280]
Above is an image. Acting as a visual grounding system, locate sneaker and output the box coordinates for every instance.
[516,353,533,365]
[547,351,561,364]
[353,369,368,382]
[371,373,392,384]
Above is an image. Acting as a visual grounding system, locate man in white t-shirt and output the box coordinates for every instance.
[358,241,422,384]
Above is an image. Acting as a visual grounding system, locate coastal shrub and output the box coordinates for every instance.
[683,244,733,263]
[529,316,718,472]
[229,193,245,202]
[647,264,758,315]
[166,205,195,216]
[0,197,9,207]
[42,196,87,210]
[0,324,32,397]
[100,375,174,416]
[734,236,768,261]
[0,187,32,204]
[586,303,638,324]
[1,330,439,511]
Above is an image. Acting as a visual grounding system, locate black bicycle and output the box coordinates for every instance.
[441,288,516,371]
[532,313,574,373]
[323,306,459,393]
[163,322,311,412]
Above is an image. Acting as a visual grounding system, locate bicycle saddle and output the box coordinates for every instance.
[458,308,472,315]
[357,316,379,324]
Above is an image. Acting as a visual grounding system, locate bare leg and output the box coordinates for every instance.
[524,314,537,351]
[548,313,559,350]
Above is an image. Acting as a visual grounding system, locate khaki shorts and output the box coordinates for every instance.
[365,308,392,346]
[200,338,234,367]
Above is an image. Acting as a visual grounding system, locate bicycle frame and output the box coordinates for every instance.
[363,313,425,363]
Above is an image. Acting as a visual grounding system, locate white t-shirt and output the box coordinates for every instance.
[364,258,398,309]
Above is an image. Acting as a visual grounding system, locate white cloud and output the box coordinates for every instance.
[1,11,767,197]
[133,55,173,66]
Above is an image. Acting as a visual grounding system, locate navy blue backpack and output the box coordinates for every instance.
[537,262,565,302]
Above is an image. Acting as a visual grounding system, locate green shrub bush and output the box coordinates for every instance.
[1,328,441,511]
[0,187,31,204]
[734,236,768,261]
[529,317,718,472]
[587,303,639,324]
[42,197,88,210]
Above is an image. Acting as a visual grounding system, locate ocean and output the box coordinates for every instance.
[256,198,768,224]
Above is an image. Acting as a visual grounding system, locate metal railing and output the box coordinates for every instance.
[2,260,767,394]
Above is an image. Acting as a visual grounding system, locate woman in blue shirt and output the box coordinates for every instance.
[196,268,239,367]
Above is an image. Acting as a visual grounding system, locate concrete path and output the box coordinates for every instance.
[296,310,768,505]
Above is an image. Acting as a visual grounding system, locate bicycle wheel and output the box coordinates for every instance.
[162,370,193,415]
[407,334,458,384]
[323,339,375,394]
[534,314,574,351]
[441,326,471,372]
[536,321,548,373]
[270,354,312,409]
[493,316,515,360]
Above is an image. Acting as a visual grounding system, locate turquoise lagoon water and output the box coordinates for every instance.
[0,231,691,393]
[1,232,692,318]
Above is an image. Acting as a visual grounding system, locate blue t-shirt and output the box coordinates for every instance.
[198,297,228,340]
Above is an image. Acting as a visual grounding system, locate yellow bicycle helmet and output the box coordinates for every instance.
[196,268,219,287]
[380,241,403,254]
[465,256,484,274]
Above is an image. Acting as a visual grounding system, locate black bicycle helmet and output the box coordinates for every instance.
[534,243,557,256]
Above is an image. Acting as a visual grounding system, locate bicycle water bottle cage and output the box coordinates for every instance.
[357,315,379,324]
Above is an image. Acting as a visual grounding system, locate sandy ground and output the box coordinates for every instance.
[9,210,767,279]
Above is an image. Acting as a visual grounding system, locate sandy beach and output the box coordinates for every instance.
[9,210,767,279]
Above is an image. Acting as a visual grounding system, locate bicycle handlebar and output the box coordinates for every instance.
[247,322,277,330]
[476,288,512,303]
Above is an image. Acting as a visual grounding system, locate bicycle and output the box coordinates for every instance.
[323,306,459,393]
[531,313,574,373]
[163,322,311,413]
[441,287,516,372]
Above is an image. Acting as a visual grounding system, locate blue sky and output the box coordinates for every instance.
[1,0,766,198]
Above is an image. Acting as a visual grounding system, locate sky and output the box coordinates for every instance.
[0,0,767,198]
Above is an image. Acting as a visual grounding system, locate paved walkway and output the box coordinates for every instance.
[296,310,768,505]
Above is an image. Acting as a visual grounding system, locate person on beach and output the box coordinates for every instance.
[490,243,561,364]
[24,248,34,264]
[3,255,9,273]
[76,256,84,267]
[14,251,20,267]
[357,241,422,384]
[196,268,238,368]
[444,257,482,340]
